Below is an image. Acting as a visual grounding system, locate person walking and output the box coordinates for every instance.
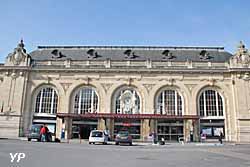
[219,131,223,144]
[40,125,46,142]
[44,124,50,142]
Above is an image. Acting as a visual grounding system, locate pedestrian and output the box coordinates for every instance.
[44,124,51,142]
[40,125,46,142]
[219,131,223,144]
[153,131,157,144]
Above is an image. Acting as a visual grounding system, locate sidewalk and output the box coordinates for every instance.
[59,139,238,146]
[2,137,248,146]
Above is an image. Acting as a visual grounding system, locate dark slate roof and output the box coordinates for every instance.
[29,46,233,62]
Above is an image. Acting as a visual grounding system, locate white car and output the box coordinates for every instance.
[89,130,108,145]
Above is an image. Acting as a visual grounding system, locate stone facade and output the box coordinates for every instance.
[0,41,250,143]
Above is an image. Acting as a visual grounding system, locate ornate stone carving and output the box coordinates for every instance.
[162,50,174,59]
[127,77,133,85]
[101,83,113,93]
[184,84,197,92]
[119,90,139,114]
[208,78,216,86]
[143,84,155,93]
[6,40,29,66]
[199,50,210,60]
[60,83,72,93]
[232,41,250,66]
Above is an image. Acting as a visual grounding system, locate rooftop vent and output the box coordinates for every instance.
[124,49,138,59]
[87,49,99,59]
[162,50,174,59]
[51,49,66,58]
[199,50,210,60]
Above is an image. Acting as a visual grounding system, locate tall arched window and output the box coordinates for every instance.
[114,88,140,114]
[156,90,183,115]
[73,87,98,114]
[34,87,58,114]
[199,90,224,117]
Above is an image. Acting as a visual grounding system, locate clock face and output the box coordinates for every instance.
[124,97,131,105]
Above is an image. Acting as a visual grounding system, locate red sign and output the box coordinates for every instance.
[57,113,199,120]
[122,123,131,127]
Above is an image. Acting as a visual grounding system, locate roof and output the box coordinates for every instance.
[29,45,233,62]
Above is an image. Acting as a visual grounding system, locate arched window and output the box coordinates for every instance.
[73,87,98,114]
[34,87,58,114]
[156,90,183,115]
[114,88,140,114]
[199,90,224,117]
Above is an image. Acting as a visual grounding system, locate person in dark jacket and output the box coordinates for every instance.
[218,131,223,144]
[44,124,51,142]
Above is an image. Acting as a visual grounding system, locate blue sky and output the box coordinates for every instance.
[0,0,250,63]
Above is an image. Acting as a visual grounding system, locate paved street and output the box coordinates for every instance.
[0,139,250,167]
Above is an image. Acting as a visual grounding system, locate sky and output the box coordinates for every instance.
[0,0,250,63]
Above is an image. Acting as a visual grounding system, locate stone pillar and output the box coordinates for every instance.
[65,118,72,139]
[141,119,150,141]
[98,118,106,130]
[149,119,157,133]
[184,119,193,142]
[193,119,200,142]
[56,117,62,139]
[110,119,114,140]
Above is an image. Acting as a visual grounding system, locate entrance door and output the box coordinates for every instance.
[114,119,141,139]
[72,118,98,139]
[157,120,184,142]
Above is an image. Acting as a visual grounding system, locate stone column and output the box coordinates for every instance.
[184,119,193,142]
[56,117,62,139]
[65,118,72,139]
[193,119,200,142]
[149,119,158,134]
[141,119,150,141]
[110,119,114,140]
[98,118,106,130]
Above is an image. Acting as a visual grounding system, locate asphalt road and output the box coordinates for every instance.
[0,140,250,167]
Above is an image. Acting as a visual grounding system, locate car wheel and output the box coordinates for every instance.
[103,142,107,145]
[37,138,41,142]
[89,142,92,144]
[28,138,31,141]
[115,142,119,145]
[93,142,95,145]
[129,142,132,146]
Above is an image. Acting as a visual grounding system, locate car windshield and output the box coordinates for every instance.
[31,125,41,133]
[118,131,129,137]
[91,131,103,137]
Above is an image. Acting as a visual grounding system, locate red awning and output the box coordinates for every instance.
[56,113,199,120]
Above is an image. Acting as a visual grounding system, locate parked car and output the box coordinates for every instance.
[27,124,52,142]
[115,131,132,146]
[89,130,108,145]
[27,124,43,141]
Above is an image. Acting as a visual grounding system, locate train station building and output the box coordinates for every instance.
[0,40,250,142]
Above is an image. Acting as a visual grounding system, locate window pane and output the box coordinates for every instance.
[157,90,183,115]
[35,87,58,114]
[74,88,98,114]
[199,90,223,117]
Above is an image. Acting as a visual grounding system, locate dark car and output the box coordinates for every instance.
[27,124,52,142]
[115,131,132,146]
[27,124,43,141]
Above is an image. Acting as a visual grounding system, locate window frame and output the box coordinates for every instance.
[198,89,225,119]
[33,86,58,116]
[156,89,184,116]
[72,87,99,114]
